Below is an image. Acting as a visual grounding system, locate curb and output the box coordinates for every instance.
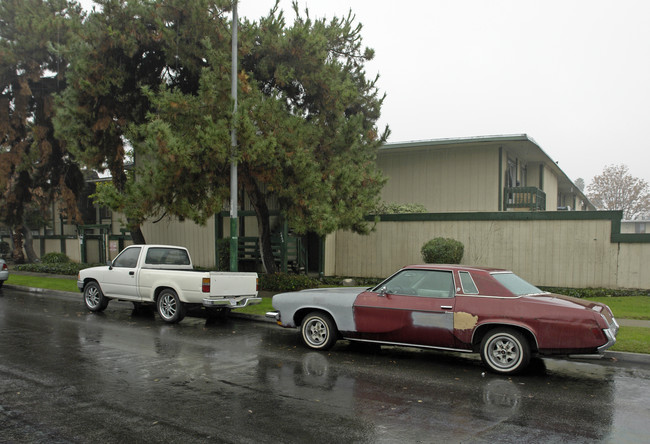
[4,283,650,367]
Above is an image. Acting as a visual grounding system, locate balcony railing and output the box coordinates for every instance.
[504,187,546,211]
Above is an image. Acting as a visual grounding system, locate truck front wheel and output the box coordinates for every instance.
[157,289,186,324]
[84,281,109,313]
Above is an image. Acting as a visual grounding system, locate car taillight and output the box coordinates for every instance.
[202,277,210,293]
[256,278,259,292]
[2,263,7,271]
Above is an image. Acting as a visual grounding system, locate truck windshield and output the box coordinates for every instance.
[491,272,545,296]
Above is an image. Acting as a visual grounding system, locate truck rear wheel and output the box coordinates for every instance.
[84,281,109,312]
[157,289,186,323]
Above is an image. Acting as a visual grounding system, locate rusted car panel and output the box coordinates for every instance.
[268,265,619,375]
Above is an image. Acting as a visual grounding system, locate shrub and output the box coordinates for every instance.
[538,286,650,298]
[319,275,383,287]
[216,239,230,271]
[372,202,428,214]
[14,262,88,275]
[260,273,321,292]
[41,252,71,264]
[421,237,464,264]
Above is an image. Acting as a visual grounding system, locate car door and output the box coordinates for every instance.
[100,246,142,300]
[353,269,457,348]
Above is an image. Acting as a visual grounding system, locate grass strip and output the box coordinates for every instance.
[610,327,650,354]
[585,296,650,320]
[7,274,78,293]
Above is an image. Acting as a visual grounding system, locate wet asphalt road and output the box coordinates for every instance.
[0,288,649,444]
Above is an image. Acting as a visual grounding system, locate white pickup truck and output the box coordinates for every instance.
[77,245,260,323]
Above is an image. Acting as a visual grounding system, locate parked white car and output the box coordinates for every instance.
[77,245,259,323]
[0,258,8,288]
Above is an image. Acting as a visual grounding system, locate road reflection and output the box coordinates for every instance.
[255,338,617,442]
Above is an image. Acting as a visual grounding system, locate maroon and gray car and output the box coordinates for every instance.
[267,265,619,375]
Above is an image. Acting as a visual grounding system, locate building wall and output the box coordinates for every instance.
[542,165,558,210]
[377,145,500,212]
[141,215,217,268]
[327,211,650,289]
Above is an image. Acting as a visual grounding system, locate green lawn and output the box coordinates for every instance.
[6,274,78,292]
[585,296,650,320]
[238,297,274,315]
[611,327,650,354]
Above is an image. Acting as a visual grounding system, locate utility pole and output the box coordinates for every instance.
[229,0,239,271]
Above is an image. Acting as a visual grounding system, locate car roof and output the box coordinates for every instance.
[403,264,511,273]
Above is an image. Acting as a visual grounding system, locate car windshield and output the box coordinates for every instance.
[491,272,544,296]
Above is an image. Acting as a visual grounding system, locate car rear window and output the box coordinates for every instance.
[491,272,543,296]
[145,248,190,266]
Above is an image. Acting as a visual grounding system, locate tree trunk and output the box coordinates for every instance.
[21,225,39,262]
[129,224,146,245]
[11,226,25,264]
[244,175,278,274]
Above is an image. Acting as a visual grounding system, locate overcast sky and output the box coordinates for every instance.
[237,0,650,187]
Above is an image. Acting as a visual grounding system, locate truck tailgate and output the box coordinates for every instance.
[208,272,258,297]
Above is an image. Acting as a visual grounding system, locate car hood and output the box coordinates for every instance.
[292,287,369,296]
[79,265,110,277]
[273,286,367,309]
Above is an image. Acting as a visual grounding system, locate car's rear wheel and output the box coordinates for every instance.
[301,311,337,350]
[480,328,530,375]
[84,281,109,312]
[157,289,186,324]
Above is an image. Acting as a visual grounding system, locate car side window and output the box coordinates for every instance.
[112,247,141,268]
[459,271,479,294]
[416,270,455,298]
[382,269,454,298]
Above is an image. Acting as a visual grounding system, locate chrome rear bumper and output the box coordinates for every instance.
[598,317,619,352]
[202,296,261,308]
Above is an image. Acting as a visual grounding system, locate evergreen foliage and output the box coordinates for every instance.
[129,2,388,272]
[4,1,388,271]
[421,237,464,264]
[0,0,85,262]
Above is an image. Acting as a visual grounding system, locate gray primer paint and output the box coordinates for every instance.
[272,287,367,332]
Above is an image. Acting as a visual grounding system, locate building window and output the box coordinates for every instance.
[100,206,112,220]
[635,223,646,234]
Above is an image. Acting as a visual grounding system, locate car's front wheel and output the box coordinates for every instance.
[480,328,531,375]
[157,289,186,324]
[83,281,109,312]
[301,311,338,350]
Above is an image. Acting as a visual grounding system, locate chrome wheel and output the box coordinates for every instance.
[480,329,530,375]
[301,312,337,350]
[84,281,108,312]
[157,289,185,323]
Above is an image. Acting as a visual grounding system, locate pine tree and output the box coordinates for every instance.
[0,0,85,262]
